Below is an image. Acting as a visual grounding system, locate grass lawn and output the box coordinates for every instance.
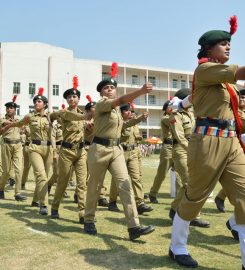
[0,155,241,270]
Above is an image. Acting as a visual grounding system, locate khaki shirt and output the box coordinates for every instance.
[94,97,123,139]
[169,108,195,151]
[194,62,238,119]
[52,108,85,144]
[121,115,145,144]
[84,118,94,143]
[161,114,172,141]
[0,115,21,140]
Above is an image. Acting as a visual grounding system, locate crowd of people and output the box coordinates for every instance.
[0,15,245,269]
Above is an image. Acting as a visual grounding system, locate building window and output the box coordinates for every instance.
[181,80,186,88]
[13,82,21,94]
[29,105,34,112]
[148,76,156,86]
[148,95,156,105]
[132,75,139,85]
[53,85,59,96]
[52,106,59,111]
[189,81,192,88]
[16,105,20,116]
[29,83,36,95]
[142,131,147,139]
[172,79,178,88]
[102,72,108,80]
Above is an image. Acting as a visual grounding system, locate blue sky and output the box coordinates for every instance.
[1,0,245,72]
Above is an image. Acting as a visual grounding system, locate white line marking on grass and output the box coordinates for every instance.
[27,227,48,236]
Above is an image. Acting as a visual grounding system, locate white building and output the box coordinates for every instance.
[0,42,193,137]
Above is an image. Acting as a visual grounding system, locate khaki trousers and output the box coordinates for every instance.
[28,144,53,206]
[85,144,139,228]
[0,143,23,195]
[21,146,31,185]
[109,149,144,206]
[178,135,245,224]
[52,147,87,218]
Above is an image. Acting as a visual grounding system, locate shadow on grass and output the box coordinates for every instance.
[0,202,81,238]
[78,232,219,270]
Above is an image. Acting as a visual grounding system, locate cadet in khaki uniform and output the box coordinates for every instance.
[169,89,209,228]
[5,89,53,214]
[84,96,109,207]
[108,104,153,214]
[83,76,155,240]
[149,100,180,203]
[20,126,32,190]
[169,17,245,269]
[50,82,87,224]
[0,96,26,201]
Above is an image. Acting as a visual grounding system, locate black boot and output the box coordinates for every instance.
[31,201,39,207]
[226,220,239,241]
[98,198,109,207]
[190,218,210,228]
[214,196,226,212]
[51,209,59,219]
[149,194,158,204]
[169,249,198,268]
[14,194,27,201]
[0,191,5,199]
[9,178,15,186]
[84,222,97,235]
[137,203,153,214]
[79,216,84,224]
[39,206,48,215]
[74,193,78,203]
[128,225,155,240]
[108,201,120,212]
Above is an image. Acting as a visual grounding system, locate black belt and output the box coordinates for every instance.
[56,140,62,146]
[93,136,120,147]
[85,140,91,146]
[121,143,138,151]
[32,140,52,146]
[61,141,84,149]
[196,118,236,131]
[3,138,22,144]
[163,139,173,145]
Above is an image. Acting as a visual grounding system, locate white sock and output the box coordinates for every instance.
[170,213,190,255]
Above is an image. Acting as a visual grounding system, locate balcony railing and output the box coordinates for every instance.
[134,98,165,107]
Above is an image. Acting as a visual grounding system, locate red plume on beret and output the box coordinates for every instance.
[61,104,65,109]
[12,95,17,103]
[130,101,135,110]
[86,95,92,103]
[38,87,44,96]
[73,76,79,90]
[110,62,118,78]
[229,15,238,35]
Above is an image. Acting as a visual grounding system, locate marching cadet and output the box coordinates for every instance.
[20,125,32,190]
[168,88,210,228]
[4,88,53,214]
[214,88,245,213]
[149,100,180,203]
[50,76,87,224]
[84,95,109,207]
[83,71,155,240]
[108,104,153,214]
[169,16,245,269]
[0,95,26,201]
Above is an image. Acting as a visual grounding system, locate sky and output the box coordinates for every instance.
[1,0,245,72]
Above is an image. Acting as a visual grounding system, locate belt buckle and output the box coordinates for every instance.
[40,141,45,146]
[227,119,235,131]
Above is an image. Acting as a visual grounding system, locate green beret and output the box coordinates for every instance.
[97,78,117,92]
[120,103,130,113]
[85,101,96,111]
[63,88,81,99]
[33,95,48,104]
[162,100,170,111]
[174,88,192,100]
[5,102,17,109]
[198,30,231,46]
[240,89,245,96]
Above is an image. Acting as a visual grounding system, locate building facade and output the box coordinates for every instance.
[0,42,193,137]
